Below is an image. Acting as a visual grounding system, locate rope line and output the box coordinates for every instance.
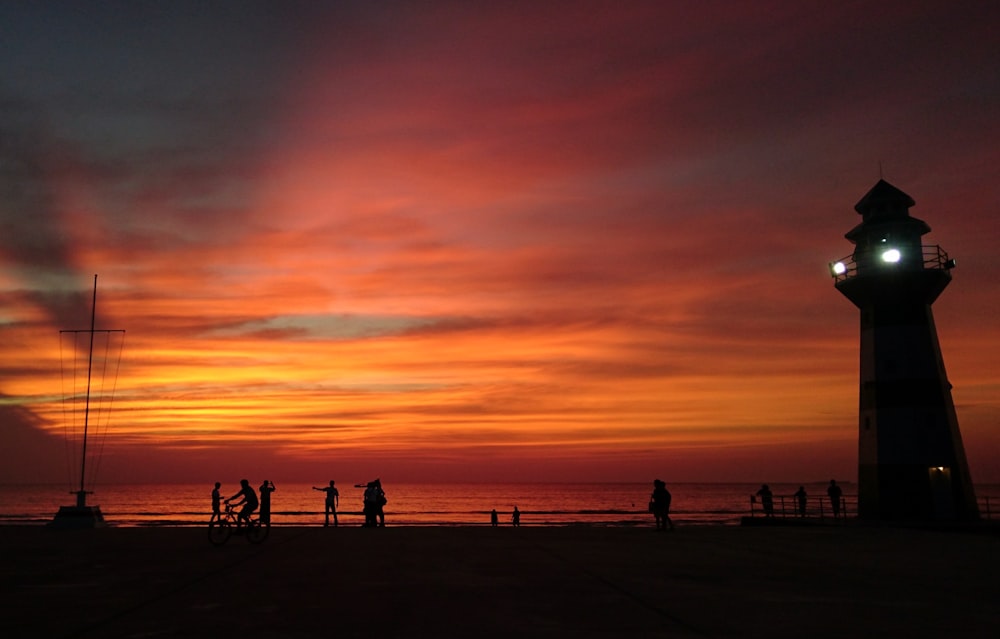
[90,331,125,488]
[58,328,126,494]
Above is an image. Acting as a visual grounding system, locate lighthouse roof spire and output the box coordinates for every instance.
[854,179,916,215]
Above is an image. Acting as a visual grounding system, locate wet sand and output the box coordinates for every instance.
[3,524,997,638]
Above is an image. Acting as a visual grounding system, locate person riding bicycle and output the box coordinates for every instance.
[226,479,259,527]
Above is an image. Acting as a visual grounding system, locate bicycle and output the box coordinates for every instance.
[208,503,269,545]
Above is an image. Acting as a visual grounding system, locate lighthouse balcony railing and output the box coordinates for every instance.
[830,244,953,284]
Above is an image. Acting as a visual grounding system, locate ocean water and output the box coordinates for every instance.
[0,481,872,527]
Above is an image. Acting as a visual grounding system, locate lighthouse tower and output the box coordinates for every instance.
[830,180,978,521]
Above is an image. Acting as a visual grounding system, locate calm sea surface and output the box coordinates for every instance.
[0,481,878,527]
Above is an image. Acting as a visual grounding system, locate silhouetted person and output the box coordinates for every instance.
[650,479,674,531]
[512,506,520,527]
[491,509,498,527]
[226,479,258,527]
[827,479,843,518]
[756,484,774,517]
[362,480,379,527]
[374,479,386,526]
[259,480,275,526]
[210,482,222,524]
[794,486,807,517]
[313,480,340,527]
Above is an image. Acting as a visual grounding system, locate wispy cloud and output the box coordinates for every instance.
[1,1,998,483]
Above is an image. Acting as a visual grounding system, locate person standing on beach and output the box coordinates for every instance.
[827,479,843,518]
[362,481,376,527]
[360,479,387,527]
[794,486,808,517]
[756,484,774,517]
[210,482,222,524]
[259,480,275,526]
[226,479,259,527]
[313,480,339,527]
[491,509,499,527]
[512,506,520,527]
[650,479,674,531]
[374,479,386,527]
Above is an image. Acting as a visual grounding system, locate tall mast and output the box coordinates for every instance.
[78,274,98,500]
[52,274,124,526]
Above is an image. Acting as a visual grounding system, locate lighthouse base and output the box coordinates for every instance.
[49,505,107,529]
[859,463,979,522]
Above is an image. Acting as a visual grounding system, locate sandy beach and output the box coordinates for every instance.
[3,524,997,638]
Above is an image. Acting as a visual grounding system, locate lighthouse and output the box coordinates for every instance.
[830,180,978,521]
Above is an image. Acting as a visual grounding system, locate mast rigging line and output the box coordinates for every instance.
[91,330,126,487]
[59,329,125,491]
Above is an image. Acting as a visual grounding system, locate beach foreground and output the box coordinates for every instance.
[3,525,997,638]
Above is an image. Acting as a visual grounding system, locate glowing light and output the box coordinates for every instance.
[832,262,847,275]
[881,248,901,263]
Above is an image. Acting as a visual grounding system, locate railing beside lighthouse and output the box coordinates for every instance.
[746,493,855,521]
[829,244,955,284]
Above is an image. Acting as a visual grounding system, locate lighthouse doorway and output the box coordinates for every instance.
[928,466,956,520]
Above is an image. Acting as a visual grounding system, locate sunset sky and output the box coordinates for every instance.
[2,1,998,487]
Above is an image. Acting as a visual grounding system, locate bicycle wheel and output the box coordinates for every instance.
[208,520,232,546]
[246,519,269,544]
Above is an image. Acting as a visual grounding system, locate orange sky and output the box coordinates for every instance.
[1,1,998,486]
